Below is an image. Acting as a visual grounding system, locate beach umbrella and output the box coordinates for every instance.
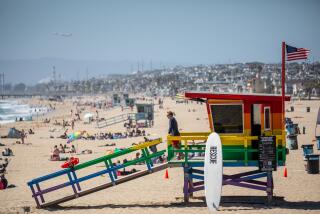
[83,112,94,123]
[67,131,85,144]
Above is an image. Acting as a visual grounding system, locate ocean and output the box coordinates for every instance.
[0,100,49,124]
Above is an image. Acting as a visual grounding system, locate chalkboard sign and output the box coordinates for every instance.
[258,136,277,171]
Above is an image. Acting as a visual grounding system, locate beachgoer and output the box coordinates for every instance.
[2,148,13,156]
[59,144,65,153]
[0,175,8,190]
[70,145,76,153]
[50,145,60,161]
[71,120,75,130]
[21,129,26,144]
[135,152,141,160]
[167,111,182,159]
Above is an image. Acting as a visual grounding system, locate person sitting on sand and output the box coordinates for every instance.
[51,145,60,161]
[2,148,13,156]
[134,152,144,165]
[53,120,61,126]
[28,129,35,135]
[0,174,8,190]
[70,145,76,153]
[59,129,68,139]
[59,144,65,153]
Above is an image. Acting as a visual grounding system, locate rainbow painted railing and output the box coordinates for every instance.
[167,132,286,167]
[27,138,166,208]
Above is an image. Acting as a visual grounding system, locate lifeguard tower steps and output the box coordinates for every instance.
[27,138,167,209]
[96,113,135,128]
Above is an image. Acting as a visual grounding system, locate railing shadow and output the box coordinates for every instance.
[45,196,320,211]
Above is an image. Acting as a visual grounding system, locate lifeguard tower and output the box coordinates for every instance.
[167,92,290,203]
[112,94,121,106]
[122,93,135,107]
[27,92,291,208]
[135,103,154,126]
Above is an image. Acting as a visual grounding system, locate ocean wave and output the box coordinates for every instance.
[0,100,49,124]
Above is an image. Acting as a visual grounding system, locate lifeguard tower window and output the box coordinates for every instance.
[210,104,243,133]
[264,107,271,130]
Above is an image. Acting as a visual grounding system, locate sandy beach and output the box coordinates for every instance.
[0,97,319,214]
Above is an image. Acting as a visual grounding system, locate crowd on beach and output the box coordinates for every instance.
[0,148,14,190]
[0,157,9,190]
[54,128,147,141]
[0,97,164,190]
[50,144,77,161]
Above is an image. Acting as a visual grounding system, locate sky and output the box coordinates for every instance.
[0,0,319,84]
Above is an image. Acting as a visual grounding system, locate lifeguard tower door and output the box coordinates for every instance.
[251,104,262,160]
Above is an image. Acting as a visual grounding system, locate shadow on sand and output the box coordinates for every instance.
[45,196,320,211]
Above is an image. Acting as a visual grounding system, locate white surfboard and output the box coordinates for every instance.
[204,132,223,212]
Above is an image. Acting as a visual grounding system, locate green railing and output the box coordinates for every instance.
[167,132,286,167]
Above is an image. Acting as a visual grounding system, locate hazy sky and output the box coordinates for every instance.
[0,0,319,84]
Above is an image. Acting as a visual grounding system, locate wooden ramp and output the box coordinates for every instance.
[27,138,166,209]
[40,163,168,208]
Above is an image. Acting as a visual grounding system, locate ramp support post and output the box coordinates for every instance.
[67,172,78,195]
[35,183,45,203]
[30,185,41,208]
[108,159,117,179]
[71,170,81,191]
[183,165,191,202]
[104,160,115,184]
[267,171,273,204]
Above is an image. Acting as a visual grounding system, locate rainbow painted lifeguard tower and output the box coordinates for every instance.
[167,91,290,203]
[27,92,290,208]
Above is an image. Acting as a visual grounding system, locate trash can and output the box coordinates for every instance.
[290,106,294,112]
[306,107,310,112]
[316,136,320,150]
[306,154,319,174]
[286,123,295,135]
[287,134,298,150]
[293,124,299,134]
[301,144,314,157]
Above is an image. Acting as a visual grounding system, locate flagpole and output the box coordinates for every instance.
[282,42,286,134]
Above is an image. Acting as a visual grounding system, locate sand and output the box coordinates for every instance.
[0,97,319,214]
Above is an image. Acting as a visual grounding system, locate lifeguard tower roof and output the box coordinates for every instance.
[185,91,291,102]
[184,91,290,136]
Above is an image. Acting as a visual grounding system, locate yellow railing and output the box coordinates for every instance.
[167,132,285,147]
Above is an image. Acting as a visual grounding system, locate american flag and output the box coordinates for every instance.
[286,44,310,61]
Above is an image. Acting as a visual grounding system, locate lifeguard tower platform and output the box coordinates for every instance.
[167,92,290,203]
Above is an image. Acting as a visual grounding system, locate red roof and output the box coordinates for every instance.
[185,91,291,102]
